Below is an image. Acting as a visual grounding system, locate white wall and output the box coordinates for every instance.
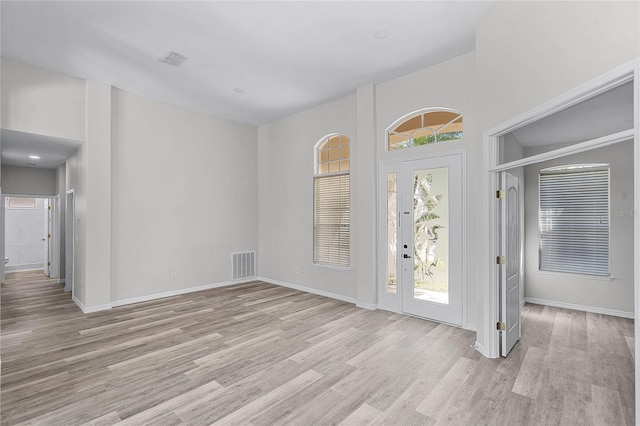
[1,58,85,140]
[523,141,634,314]
[0,193,3,283]
[65,142,86,304]
[376,52,478,327]
[84,80,112,307]
[111,88,258,302]
[258,94,358,300]
[475,0,639,347]
[1,166,57,196]
[5,198,45,271]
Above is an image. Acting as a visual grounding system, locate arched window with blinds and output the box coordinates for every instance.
[313,134,350,268]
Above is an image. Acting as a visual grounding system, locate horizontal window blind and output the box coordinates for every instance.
[314,173,350,267]
[539,168,609,277]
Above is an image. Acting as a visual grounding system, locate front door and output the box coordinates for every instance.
[400,154,463,326]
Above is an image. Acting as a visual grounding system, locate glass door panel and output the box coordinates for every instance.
[412,167,449,304]
[387,172,397,295]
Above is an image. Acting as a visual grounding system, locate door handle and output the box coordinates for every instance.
[403,254,411,259]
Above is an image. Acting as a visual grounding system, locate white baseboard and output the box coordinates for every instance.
[58,278,66,284]
[355,302,377,310]
[524,297,634,319]
[521,298,526,307]
[72,278,257,313]
[463,323,477,332]
[5,265,44,272]
[474,341,488,357]
[256,276,357,305]
[72,295,111,314]
[111,279,255,308]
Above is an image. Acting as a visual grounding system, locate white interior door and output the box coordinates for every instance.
[43,199,50,277]
[400,154,463,326]
[500,172,521,356]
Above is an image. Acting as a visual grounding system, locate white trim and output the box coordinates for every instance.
[485,61,635,137]
[633,58,640,421]
[72,295,111,314]
[377,158,402,313]
[111,279,255,308]
[463,323,477,332]
[2,193,59,198]
[356,302,377,310]
[257,276,357,305]
[474,341,488,357]
[524,297,634,319]
[4,265,44,272]
[72,278,258,313]
[482,58,639,361]
[66,189,75,296]
[490,129,634,173]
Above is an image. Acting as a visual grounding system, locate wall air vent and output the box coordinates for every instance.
[231,251,256,281]
[158,51,188,67]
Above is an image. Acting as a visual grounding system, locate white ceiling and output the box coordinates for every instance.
[1,1,494,126]
[511,81,635,148]
[1,129,81,169]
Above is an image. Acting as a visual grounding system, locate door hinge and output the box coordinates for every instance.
[496,256,506,265]
[48,233,51,239]
[47,261,51,266]
[496,190,505,199]
[497,322,506,331]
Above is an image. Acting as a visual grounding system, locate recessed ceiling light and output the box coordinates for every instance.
[234,88,245,94]
[374,30,388,40]
[29,155,40,159]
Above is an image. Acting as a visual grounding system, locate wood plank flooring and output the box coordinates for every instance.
[1,271,634,425]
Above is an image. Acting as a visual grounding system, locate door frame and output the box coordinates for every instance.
[1,193,60,276]
[65,189,75,295]
[480,58,639,411]
[377,148,468,328]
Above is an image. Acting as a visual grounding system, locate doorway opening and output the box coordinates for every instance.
[482,58,639,414]
[4,195,58,279]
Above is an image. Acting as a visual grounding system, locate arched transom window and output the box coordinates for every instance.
[314,134,350,268]
[388,108,462,150]
[317,134,350,174]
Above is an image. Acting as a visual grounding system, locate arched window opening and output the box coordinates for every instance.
[314,134,350,268]
[388,109,462,150]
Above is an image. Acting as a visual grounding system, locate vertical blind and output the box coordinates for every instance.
[314,173,350,267]
[538,167,610,277]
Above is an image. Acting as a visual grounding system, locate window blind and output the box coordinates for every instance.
[539,168,609,277]
[314,173,350,267]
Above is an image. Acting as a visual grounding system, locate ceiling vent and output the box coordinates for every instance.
[158,51,188,67]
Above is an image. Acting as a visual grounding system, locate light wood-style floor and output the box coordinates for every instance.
[1,271,635,425]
